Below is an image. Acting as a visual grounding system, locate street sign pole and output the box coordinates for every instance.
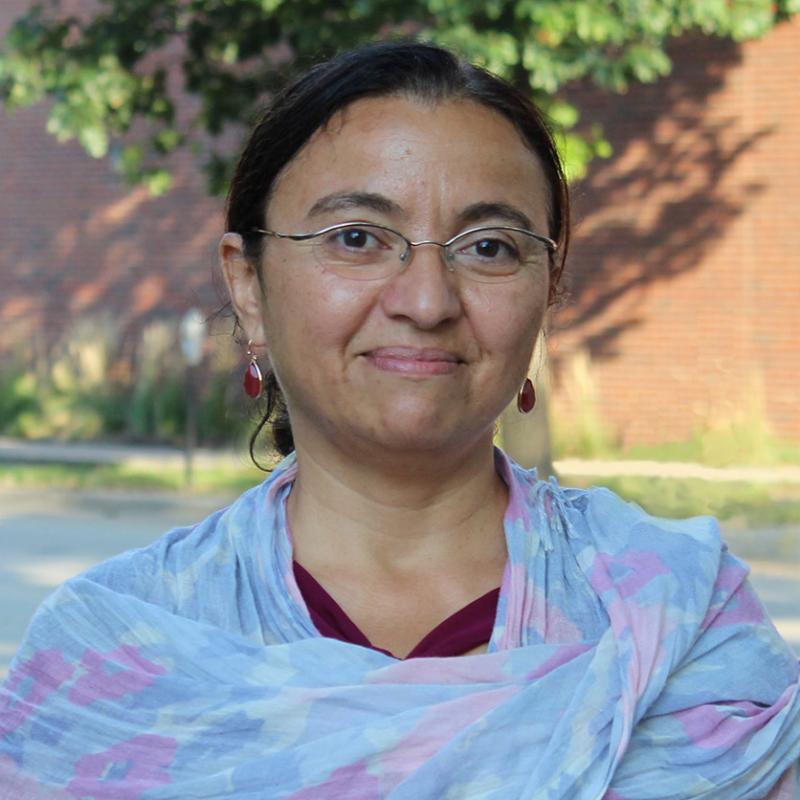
[179,309,207,488]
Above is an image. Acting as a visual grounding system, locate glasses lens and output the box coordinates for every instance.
[312,224,404,280]
[448,227,548,282]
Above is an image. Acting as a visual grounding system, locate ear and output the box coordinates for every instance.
[219,232,267,346]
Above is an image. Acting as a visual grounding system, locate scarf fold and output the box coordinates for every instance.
[2,450,798,799]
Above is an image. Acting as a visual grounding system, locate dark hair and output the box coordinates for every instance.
[225,40,570,464]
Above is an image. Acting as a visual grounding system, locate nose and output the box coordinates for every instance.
[379,242,463,330]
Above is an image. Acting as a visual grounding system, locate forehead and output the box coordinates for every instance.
[268,95,550,228]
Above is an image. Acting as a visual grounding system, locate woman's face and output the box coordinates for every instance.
[228,95,552,456]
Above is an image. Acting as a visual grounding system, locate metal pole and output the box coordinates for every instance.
[179,308,206,489]
[185,367,196,487]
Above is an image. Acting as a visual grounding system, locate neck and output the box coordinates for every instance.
[286,430,508,579]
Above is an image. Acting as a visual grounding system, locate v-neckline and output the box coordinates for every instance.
[276,448,538,657]
[292,560,501,659]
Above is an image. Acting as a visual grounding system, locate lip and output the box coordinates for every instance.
[361,346,464,376]
[366,346,462,362]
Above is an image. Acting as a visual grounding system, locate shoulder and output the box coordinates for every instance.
[501,452,729,616]
[561,483,731,615]
[75,454,298,613]
[521,473,800,701]
[564,482,723,564]
[7,456,300,671]
[500,450,724,569]
[536,474,799,684]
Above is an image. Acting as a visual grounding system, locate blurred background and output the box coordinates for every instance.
[1,0,799,672]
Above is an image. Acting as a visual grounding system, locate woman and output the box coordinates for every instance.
[1,42,798,799]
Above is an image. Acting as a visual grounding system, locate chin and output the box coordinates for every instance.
[361,430,465,458]
[358,404,491,455]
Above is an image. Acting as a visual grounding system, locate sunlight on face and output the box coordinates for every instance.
[258,96,552,457]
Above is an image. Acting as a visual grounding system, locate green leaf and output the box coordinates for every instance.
[144,169,173,196]
[73,121,107,156]
[152,128,182,154]
[1,0,795,194]
[546,98,580,128]
[594,138,613,159]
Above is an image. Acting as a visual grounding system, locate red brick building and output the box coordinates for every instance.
[1,2,798,445]
[0,0,224,359]
[555,22,800,445]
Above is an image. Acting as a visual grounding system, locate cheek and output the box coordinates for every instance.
[466,278,547,358]
[262,260,377,359]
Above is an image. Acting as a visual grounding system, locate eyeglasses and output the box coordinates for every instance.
[250,221,557,283]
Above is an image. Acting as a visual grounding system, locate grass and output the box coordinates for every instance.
[0,317,249,447]
[0,461,269,496]
[554,414,800,468]
[562,473,800,527]
[550,352,800,468]
[620,437,800,468]
[2,460,799,527]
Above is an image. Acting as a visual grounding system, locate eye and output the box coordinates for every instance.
[329,225,385,251]
[455,230,520,261]
[340,228,370,248]
[315,224,400,267]
[470,237,516,259]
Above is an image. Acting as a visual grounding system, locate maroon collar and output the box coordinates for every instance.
[293,561,500,659]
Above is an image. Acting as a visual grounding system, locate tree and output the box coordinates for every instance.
[2,0,797,195]
[1,0,797,471]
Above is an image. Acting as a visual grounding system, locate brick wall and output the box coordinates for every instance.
[553,19,800,444]
[2,0,798,444]
[0,0,226,359]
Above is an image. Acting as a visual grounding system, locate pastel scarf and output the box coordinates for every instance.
[2,451,799,799]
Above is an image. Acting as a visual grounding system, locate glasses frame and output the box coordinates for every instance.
[249,220,557,279]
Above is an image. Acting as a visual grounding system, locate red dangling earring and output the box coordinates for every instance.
[243,340,263,398]
[517,377,536,414]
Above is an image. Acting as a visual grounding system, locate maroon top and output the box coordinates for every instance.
[293,561,500,659]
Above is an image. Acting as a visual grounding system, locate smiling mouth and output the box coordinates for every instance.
[362,347,464,376]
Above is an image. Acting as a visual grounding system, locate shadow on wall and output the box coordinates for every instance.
[0,30,777,440]
[0,0,229,360]
[554,34,772,361]
[0,128,226,356]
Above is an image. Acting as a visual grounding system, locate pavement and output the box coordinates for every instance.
[555,457,800,484]
[4,436,800,482]
[0,438,798,675]
[0,436,247,470]
[0,489,227,676]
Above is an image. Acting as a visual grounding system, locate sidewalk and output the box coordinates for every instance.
[556,457,800,484]
[1,438,797,663]
[0,436,247,470]
[2,436,800,483]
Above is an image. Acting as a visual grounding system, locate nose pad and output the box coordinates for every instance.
[402,242,457,272]
[380,240,463,327]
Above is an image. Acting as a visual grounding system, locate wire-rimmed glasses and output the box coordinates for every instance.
[250,221,556,283]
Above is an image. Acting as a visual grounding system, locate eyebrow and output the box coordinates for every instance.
[456,202,534,231]
[306,193,536,232]
[307,191,404,219]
